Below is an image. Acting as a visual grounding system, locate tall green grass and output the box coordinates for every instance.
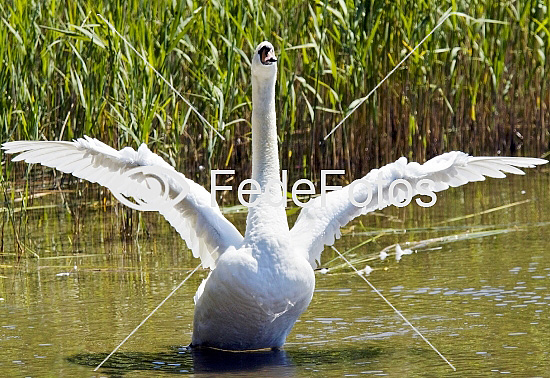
[1,0,549,194]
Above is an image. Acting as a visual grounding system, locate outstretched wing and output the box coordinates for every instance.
[2,136,243,269]
[290,152,547,268]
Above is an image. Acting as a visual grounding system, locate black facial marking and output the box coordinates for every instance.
[259,45,270,58]
[259,45,277,65]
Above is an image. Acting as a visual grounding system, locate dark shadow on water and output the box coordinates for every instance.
[67,344,383,376]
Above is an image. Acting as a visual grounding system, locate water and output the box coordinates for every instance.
[1,173,549,376]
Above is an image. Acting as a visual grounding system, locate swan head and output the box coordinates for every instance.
[252,41,277,78]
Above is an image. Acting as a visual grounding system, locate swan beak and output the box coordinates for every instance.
[261,48,277,65]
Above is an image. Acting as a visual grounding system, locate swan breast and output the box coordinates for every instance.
[192,246,314,349]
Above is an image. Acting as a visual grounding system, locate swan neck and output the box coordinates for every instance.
[251,74,278,186]
[244,72,289,246]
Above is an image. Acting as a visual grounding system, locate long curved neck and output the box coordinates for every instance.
[251,74,279,186]
[244,72,289,247]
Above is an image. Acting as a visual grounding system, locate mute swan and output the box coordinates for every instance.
[2,41,547,350]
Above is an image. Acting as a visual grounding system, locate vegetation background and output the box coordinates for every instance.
[1,0,549,203]
[1,4,549,374]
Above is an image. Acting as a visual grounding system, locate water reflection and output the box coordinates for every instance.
[69,347,292,375]
[68,345,383,375]
[1,173,548,376]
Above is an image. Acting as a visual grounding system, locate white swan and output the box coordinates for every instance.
[2,41,547,350]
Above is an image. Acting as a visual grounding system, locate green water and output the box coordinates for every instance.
[1,173,549,376]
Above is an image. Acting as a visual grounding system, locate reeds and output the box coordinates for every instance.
[1,0,548,196]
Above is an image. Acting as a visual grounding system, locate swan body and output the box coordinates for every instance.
[2,42,547,350]
[192,42,315,349]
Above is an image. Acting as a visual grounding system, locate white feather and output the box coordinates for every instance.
[2,137,243,269]
[290,152,547,268]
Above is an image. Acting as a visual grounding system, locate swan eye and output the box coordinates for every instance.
[259,46,277,65]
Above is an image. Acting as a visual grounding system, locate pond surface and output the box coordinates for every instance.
[1,173,549,376]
